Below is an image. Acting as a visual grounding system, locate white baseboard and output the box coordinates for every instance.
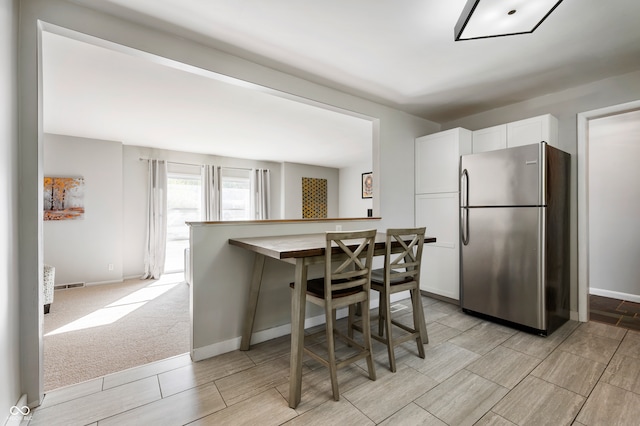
[86,279,124,286]
[192,309,347,361]
[193,292,413,362]
[590,288,640,303]
[192,338,241,362]
[123,274,143,281]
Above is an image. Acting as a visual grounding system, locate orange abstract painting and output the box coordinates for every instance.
[44,177,85,221]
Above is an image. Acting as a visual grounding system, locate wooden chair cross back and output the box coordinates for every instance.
[384,230,425,284]
[325,231,375,294]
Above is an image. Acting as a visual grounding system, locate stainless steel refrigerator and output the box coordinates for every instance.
[459,142,570,335]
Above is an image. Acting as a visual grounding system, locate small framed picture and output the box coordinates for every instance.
[362,172,373,199]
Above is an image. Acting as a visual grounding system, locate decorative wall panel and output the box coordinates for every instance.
[302,177,327,218]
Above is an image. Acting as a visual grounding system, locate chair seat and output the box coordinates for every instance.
[290,279,364,298]
[370,268,413,286]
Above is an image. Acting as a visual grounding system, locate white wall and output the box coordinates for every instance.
[43,134,124,285]
[281,162,339,219]
[588,110,640,299]
[18,0,438,404]
[1,0,21,421]
[44,136,346,284]
[339,160,374,218]
[442,70,640,315]
[122,145,283,279]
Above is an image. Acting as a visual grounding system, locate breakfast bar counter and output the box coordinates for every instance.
[228,230,435,408]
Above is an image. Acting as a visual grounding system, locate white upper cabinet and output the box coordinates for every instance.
[472,114,559,154]
[415,128,472,194]
[472,124,507,153]
[506,114,558,148]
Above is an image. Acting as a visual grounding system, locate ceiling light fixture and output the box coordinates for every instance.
[454,0,564,41]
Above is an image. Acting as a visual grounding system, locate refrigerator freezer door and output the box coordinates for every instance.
[460,143,542,207]
[460,206,544,330]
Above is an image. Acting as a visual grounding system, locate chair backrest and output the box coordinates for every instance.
[384,227,426,285]
[324,229,377,296]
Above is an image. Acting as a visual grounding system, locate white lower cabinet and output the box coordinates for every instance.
[416,193,460,300]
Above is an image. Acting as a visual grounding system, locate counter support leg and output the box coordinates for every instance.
[289,259,307,408]
[240,254,266,351]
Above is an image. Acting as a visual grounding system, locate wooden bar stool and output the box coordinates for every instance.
[291,229,377,401]
[353,227,427,372]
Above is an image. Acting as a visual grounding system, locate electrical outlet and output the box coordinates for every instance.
[108,263,114,271]
[335,225,342,231]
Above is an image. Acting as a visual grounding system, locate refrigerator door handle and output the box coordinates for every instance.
[461,168,469,245]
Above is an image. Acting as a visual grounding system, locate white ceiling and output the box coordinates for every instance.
[45,0,640,167]
[42,32,373,169]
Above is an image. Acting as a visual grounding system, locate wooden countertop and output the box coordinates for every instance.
[229,232,436,260]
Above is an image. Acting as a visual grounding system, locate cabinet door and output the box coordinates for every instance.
[507,114,558,148]
[415,128,471,194]
[472,124,507,153]
[415,193,460,300]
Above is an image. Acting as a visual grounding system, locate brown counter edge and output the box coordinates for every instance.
[187,217,382,226]
[228,235,437,260]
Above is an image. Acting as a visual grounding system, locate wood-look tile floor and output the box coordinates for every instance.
[589,294,640,331]
[25,296,640,426]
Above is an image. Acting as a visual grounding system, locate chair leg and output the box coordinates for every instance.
[347,304,355,341]
[377,290,384,337]
[382,289,397,372]
[420,299,429,345]
[410,288,426,358]
[360,299,376,381]
[325,307,340,400]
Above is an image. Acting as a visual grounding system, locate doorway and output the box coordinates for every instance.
[577,100,640,322]
[587,110,640,301]
[33,20,376,402]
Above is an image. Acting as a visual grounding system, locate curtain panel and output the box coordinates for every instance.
[255,168,271,220]
[142,159,168,279]
[202,164,219,221]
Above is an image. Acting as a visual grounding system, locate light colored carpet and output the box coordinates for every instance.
[43,273,190,391]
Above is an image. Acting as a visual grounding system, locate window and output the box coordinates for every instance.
[165,173,202,273]
[220,168,252,221]
[162,165,268,274]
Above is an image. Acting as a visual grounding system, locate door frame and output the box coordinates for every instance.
[577,99,640,322]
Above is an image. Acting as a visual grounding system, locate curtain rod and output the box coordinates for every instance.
[138,157,256,171]
[221,166,254,172]
[138,157,201,167]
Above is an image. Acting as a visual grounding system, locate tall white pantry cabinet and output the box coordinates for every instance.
[415,128,472,301]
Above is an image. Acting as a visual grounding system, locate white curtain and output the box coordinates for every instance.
[142,159,168,279]
[202,164,219,221]
[255,168,271,220]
